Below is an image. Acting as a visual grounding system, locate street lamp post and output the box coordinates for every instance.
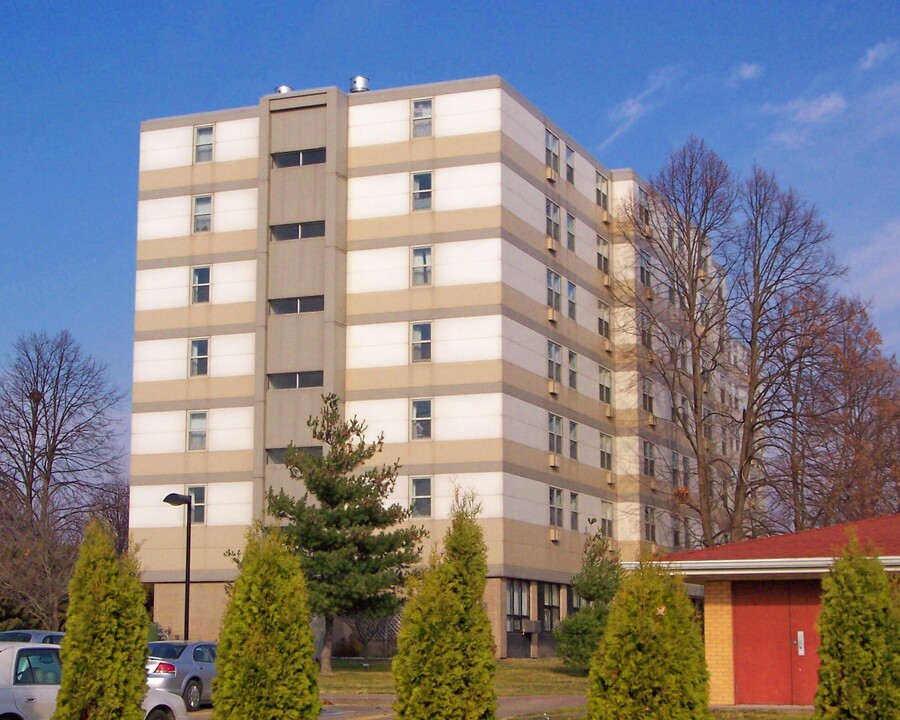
[163,492,192,641]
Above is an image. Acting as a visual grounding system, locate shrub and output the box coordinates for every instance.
[55,520,148,720]
[814,537,900,719]
[213,526,320,720]
[587,560,711,720]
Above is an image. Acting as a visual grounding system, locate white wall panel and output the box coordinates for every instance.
[576,284,597,332]
[139,127,193,172]
[502,241,545,305]
[500,317,545,376]
[135,267,188,311]
[348,100,409,147]
[347,173,409,220]
[131,411,185,455]
[502,395,545,450]
[210,333,255,377]
[207,481,254,526]
[346,323,409,369]
[345,398,409,444]
[389,472,505,520]
[213,189,257,233]
[435,89,502,137]
[133,338,186,383]
[137,196,191,241]
[347,247,409,294]
[210,259,257,304]
[501,166,544,234]
[129,485,187,528]
[434,393,503,441]
[500,91,544,163]
[208,407,254,451]
[434,163,501,212]
[436,238,502,286]
[214,118,259,162]
[433,316,502,363]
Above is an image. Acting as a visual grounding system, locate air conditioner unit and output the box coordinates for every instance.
[644,287,655,301]
[547,307,560,323]
[602,272,611,288]
[548,453,560,468]
[602,470,613,485]
[546,167,558,183]
[650,478,658,492]
[521,619,541,634]
[605,404,614,419]
[603,338,612,353]
[601,209,610,224]
[649,542,659,555]
[648,414,657,427]
[549,526,561,543]
[702,382,709,394]
[546,236,558,253]
[548,379,560,396]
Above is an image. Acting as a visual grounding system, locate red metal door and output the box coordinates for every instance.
[788,581,821,705]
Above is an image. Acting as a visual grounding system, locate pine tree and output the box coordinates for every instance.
[393,493,496,720]
[587,560,711,720]
[268,393,424,674]
[213,526,320,720]
[814,537,900,719]
[54,519,148,720]
[555,525,621,672]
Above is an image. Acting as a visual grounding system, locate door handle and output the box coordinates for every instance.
[25,697,37,702]
[797,630,805,656]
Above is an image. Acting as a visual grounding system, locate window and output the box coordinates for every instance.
[597,235,610,274]
[187,485,206,524]
[599,433,612,470]
[642,378,655,415]
[569,420,578,460]
[638,187,651,225]
[640,312,652,349]
[639,250,652,286]
[412,98,433,138]
[13,648,62,686]
[411,246,432,286]
[598,301,610,339]
[546,199,560,241]
[411,476,432,517]
[193,645,216,664]
[506,579,529,632]
[549,486,563,527]
[570,491,579,530]
[567,282,576,320]
[598,365,612,404]
[191,266,210,304]
[570,588,587,613]
[539,582,561,631]
[267,371,324,389]
[547,341,562,381]
[673,516,685,548]
[567,351,577,389]
[671,451,681,485]
[566,213,575,250]
[192,195,211,233]
[189,338,209,377]
[270,221,326,240]
[411,399,432,439]
[271,147,326,168]
[269,295,325,314]
[266,446,322,464]
[565,146,575,183]
[545,129,560,173]
[194,125,213,163]
[643,441,656,477]
[548,413,562,454]
[412,172,432,211]
[411,322,432,363]
[596,171,609,211]
[546,269,561,311]
[644,506,657,542]
[600,500,614,538]
[187,411,207,451]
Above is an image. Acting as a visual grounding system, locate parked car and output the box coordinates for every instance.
[145,641,217,712]
[0,630,64,645]
[0,642,188,720]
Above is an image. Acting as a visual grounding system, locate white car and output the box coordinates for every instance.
[0,642,188,720]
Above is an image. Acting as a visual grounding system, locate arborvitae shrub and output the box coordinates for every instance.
[213,526,320,720]
[814,537,900,719]
[393,494,496,720]
[55,520,149,720]
[587,560,711,720]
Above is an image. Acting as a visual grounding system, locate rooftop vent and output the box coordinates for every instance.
[349,75,369,93]
[274,85,293,94]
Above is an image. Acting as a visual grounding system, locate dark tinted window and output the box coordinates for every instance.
[0,631,32,642]
[267,447,323,464]
[272,148,326,168]
[271,224,300,241]
[267,371,324,390]
[301,220,325,238]
[148,642,187,660]
[14,648,62,685]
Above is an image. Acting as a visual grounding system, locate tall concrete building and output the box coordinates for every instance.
[130,75,696,656]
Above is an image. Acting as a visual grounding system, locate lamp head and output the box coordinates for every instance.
[164,492,191,507]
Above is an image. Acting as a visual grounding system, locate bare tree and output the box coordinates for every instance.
[0,331,123,627]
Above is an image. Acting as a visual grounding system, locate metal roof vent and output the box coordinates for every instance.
[349,75,369,93]
[274,85,293,94]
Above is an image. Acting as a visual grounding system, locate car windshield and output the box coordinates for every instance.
[148,642,187,659]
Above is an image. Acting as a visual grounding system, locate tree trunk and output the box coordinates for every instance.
[320,615,334,675]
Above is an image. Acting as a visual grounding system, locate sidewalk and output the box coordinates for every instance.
[324,693,587,718]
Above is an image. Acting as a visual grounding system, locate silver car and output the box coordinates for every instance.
[0,631,65,645]
[145,641,216,712]
[0,642,188,720]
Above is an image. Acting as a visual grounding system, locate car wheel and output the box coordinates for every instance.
[183,679,202,712]
[145,710,173,720]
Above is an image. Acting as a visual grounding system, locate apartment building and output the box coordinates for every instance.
[129,75,694,656]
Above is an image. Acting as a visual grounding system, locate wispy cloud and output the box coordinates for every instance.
[728,62,764,87]
[598,66,681,151]
[765,92,848,123]
[858,41,896,70]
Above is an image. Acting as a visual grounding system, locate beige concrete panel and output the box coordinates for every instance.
[266,315,325,370]
[346,283,502,318]
[151,581,228,641]
[346,359,503,393]
[264,390,328,448]
[267,238,327,297]
[138,159,259,193]
[135,230,257,263]
[269,104,327,153]
[379,438,504,470]
[485,577,506,658]
[268,165,328,225]
[499,517,584,577]
[132,376,255,405]
[134,303,255,334]
[130,450,254,477]
[137,525,249,574]
[347,132,501,170]
[348,206,502,243]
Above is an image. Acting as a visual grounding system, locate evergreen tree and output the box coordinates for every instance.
[555,525,621,672]
[268,393,424,674]
[587,560,711,720]
[814,537,900,719]
[393,493,496,720]
[54,519,148,720]
[213,526,320,720]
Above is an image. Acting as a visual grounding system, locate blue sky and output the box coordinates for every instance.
[2,1,898,399]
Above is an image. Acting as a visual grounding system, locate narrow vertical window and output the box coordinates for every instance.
[411,322,432,363]
[192,195,212,233]
[596,171,609,211]
[644,506,657,542]
[187,411,207,451]
[567,281,576,320]
[506,580,529,632]
[546,269,561,311]
[187,485,206,524]
[411,476,432,517]
[545,130,560,174]
[569,420,578,460]
[546,199,560,241]
[191,266,210,304]
[643,441,656,477]
[598,301,610,339]
[565,146,575,183]
[642,378,655,415]
[411,399,432,439]
[549,487,563,527]
[598,365,612,404]
[639,250,652,286]
[600,500,614,538]
[568,350,577,389]
[548,413,562,454]
[570,492,579,531]
[194,125,214,163]
[566,213,575,250]
[547,341,562,381]
[189,338,209,377]
[411,98,433,138]
[599,433,612,470]
[597,235,610,274]
[411,172,432,211]
[411,246,432,286]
